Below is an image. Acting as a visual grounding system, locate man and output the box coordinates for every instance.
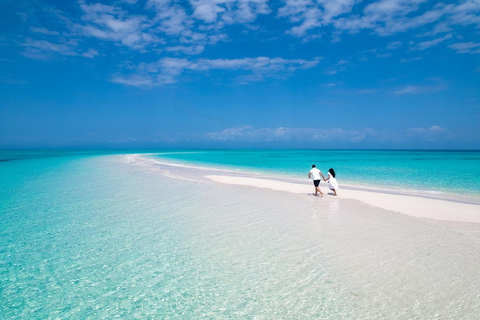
[308,164,325,197]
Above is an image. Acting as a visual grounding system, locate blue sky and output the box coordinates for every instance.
[0,0,479,149]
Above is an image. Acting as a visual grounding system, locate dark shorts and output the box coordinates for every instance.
[313,180,320,187]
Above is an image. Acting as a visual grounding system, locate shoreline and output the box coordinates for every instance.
[139,154,480,204]
[205,174,480,224]
[131,154,480,224]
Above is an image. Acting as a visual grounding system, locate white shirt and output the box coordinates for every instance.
[309,168,321,180]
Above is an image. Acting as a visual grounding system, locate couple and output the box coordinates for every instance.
[308,164,338,197]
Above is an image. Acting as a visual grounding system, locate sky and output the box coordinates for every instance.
[0,0,479,149]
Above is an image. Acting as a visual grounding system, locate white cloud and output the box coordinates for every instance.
[278,0,480,44]
[145,0,270,47]
[448,0,480,26]
[449,41,480,53]
[16,0,480,87]
[394,85,423,94]
[322,81,343,87]
[21,38,97,60]
[323,69,338,75]
[278,0,357,36]
[400,56,423,63]
[386,40,402,50]
[20,0,272,62]
[412,33,452,51]
[203,125,453,143]
[22,39,77,56]
[417,21,452,37]
[147,0,194,37]
[165,45,205,55]
[30,27,59,36]
[15,0,480,61]
[111,74,155,86]
[82,48,99,58]
[406,125,451,141]
[78,2,161,50]
[394,82,446,94]
[190,0,270,25]
[62,0,271,55]
[116,56,322,86]
[191,1,226,23]
[204,126,369,143]
[408,125,446,133]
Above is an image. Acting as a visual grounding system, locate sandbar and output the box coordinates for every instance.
[132,155,480,224]
[205,175,480,224]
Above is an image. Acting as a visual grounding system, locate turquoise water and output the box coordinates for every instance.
[2,151,480,318]
[1,152,354,318]
[151,150,480,197]
[2,149,479,198]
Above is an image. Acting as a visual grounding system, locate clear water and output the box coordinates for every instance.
[151,149,480,197]
[1,151,480,318]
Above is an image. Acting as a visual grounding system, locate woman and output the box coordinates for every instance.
[325,168,339,196]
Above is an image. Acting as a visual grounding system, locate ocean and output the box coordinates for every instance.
[150,149,480,198]
[1,150,480,318]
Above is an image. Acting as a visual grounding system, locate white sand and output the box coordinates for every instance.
[205,175,480,223]
[122,155,480,317]
[129,155,480,224]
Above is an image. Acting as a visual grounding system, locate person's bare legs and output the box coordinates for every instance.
[316,187,323,197]
[330,188,337,196]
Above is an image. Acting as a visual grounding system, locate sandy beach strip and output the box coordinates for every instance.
[205,175,480,224]
[131,155,480,224]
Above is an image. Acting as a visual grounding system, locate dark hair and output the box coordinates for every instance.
[329,168,336,178]
[312,164,316,168]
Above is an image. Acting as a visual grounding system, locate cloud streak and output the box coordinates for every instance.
[77,2,161,50]
[449,42,480,54]
[21,38,98,60]
[21,0,479,58]
[113,56,322,86]
[394,78,447,94]
[203,125,453,143]
[394,84,445,94]
[412,33,452,51]
[277,0,480,47]
[10,0,480,86]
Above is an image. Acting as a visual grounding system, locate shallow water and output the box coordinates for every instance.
[151,149,480,197]
[1,154,480,318]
